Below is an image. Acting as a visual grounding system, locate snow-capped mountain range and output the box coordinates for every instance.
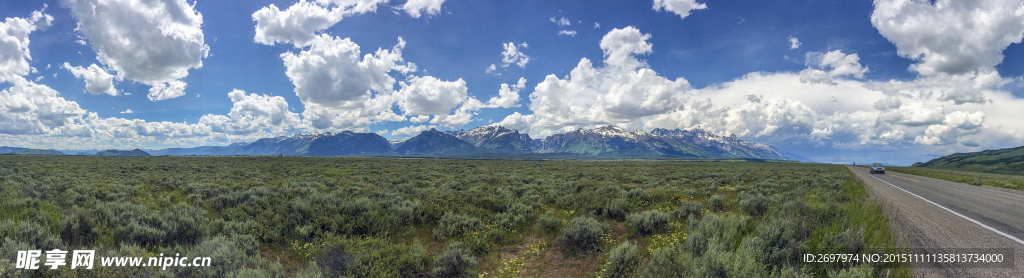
[17,125,791,160]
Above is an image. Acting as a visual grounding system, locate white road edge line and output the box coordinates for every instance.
[857,168,1024,246]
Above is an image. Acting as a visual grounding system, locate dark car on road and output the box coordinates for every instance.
[870,163,885,174]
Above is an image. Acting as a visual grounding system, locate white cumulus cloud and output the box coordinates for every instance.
[558,30,577,37]
[282,35,415,108]
[402,0,447,18]
[253,1,349,47]
[64,0,209,101]
[788,37,801,49]
[147,80,187,101]
[395,76,468,116]
[391,124,435,138]
[199,89,302,135]
[868,69,1005,105]
[393,76,490,128]
[0,77,87,135]
[601,27,654,69]
[252,0,397,47]
[799,50,868,85]
[485,77,525,108]
[283,35,414,131]
[879,102,944,127]
[653,0,708,20]
[500,26,691,136]
[915,111,986,145]
[274,30,508,131]
[871,0,1024,76]
[550,17,571,26]
[501,42,530,68]
[0,6,52,83]
[62,63,120,96]
[252,0,448,47]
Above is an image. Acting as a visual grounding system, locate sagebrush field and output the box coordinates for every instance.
[0,157,907,277]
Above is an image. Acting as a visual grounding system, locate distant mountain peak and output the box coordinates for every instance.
[241,131,393,156]
[537,125,787,159]
[396,128,477,156]
[445,125,534,154]
[95,149,150,157]
[596,125,625,132]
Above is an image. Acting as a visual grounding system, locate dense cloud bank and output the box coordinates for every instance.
[2,0,1024,164]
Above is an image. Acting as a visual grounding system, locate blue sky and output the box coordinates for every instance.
[3,0,1024,165]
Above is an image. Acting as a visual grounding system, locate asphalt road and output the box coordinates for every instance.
[847,166,1024,277]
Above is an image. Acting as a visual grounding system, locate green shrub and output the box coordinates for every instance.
[829,264,873,278]
[316,245,353,277]
[441,180,467,191]
[626,210,670,235]
[335,197,387,236]
[520,192,543,207]
[641,247,687,278]
[0,220,63,251]
[228,266,285,278]
[462,228,504,255]
[604,241,639,278]
[313,238,430,278]
[738,192,769,217]
[495,203,533,228]
[708,195,725,211]
[433,213,482,239]
[557,216,606,256]
[119,218,166,247]
[470,194,505,213]
[215,219,259,237]
[60,208,96,247]
[681,188,699,198]
[388,200,424,227]
[93,202,190,247]
[673,201,702,220]
[689,243,765,277]
[684,214,749,256]
[779,200,808,218]
[349,240,430,277]
[596,185,626,197]
[749,217,804,267]
[295,262,323,278]
[288,198,312,223]
[161,204,210,245]
[228,260,285,278]
[179,235,264,277]
[626,188,650,202]
[433,241,478,278]
[821,227,865,254]
[603,199,628,220]
[0,239,32,278]
[538,210,563,235]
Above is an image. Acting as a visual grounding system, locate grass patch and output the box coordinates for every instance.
[885,165,1024,190]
